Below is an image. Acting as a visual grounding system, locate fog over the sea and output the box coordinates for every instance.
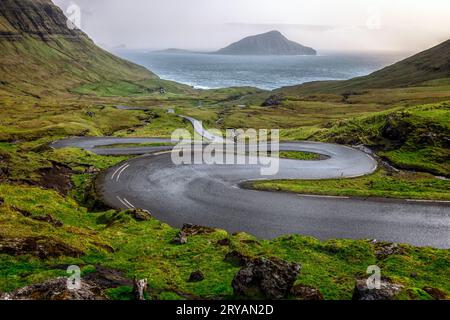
[54,0,450,53]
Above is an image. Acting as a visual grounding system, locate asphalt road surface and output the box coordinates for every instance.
[52,116,450,248]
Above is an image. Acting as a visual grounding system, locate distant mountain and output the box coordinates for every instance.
[215,31,316,56]
[278,39,450,94]
[0,0,190,98]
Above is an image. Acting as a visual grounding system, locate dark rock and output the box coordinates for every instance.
[37,164,73,195]
[290,284,324,300]
[181,223,215,236]
[232,257,301,299]
[82,266,131,290]
[172,231,188,245]
[0,236,83,259]
[217,238,231,246]
[0,278,107,300]
[188,271,205,283]
[224,251,251,267]
[352,278,403,300]
[128,208,152,221]
[423,287,448,300]
[373,242,404,259]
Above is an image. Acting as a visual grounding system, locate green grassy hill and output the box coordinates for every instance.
[278,39,450,95]
[0,0,191,99]
[316,102,450,176]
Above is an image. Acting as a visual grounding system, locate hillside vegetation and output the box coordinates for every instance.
[277,39,450,94]
[0,0,192,99]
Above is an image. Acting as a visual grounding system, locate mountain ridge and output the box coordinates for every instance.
[278,39,450,94]
[0,0,178,98]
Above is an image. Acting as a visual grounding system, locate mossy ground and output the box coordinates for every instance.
[1,183,449,300]
[251,169,450,201]
[1,73,449,300]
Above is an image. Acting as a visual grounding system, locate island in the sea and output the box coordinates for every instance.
[214,30,317,56]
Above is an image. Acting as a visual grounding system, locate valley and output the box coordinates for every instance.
[0,0,448,301]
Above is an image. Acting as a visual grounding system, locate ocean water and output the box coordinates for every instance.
[114,50,408,90]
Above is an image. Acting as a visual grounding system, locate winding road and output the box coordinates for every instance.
[51,113,450,248]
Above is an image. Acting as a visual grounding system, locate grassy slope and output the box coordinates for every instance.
[0,0,449,301]
[0,0,193,99]
[317,102,450,176]
[277,39,450,95]
[251,102,450,200]
[1,181,449,300]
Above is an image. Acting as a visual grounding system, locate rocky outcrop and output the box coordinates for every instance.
[0,236,83,259]
[181,223,216,236]
[372,241,405,260]
[128,208,152,221]
[232,257,301,299]
[0,0,82,40]
[172,223,216,245]
[0,278,107,300]
[215,31,316,56]
[290,284,324,300]
[352,278,404,300]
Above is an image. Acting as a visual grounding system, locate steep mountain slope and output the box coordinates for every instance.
[215,31,316,56]
[0,0,188,98]
[278,39,450,95]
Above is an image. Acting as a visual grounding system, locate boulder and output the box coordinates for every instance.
[232,257,301,299]
[0,236,83,259]
[290,284,324,300]
[128,208,152,221]
[188,271,205,283]
[352,278,404,300]
[0,278,107,300]
[372,241,405,259]
[181,223,215,236]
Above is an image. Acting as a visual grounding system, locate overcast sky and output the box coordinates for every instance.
[54,0,450,52]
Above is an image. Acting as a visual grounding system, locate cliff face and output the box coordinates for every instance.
[0,0,81,39]
[216,31,317,56]
[0,0,158,98]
